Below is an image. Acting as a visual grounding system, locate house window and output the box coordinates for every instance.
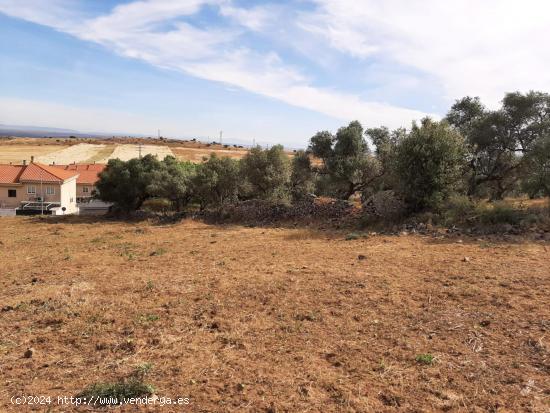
[27,186,36,194]
[46,186,55,195]
[83,186,90,193]
[8,189,16,198]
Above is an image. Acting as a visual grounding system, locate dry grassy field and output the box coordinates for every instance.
[172,146,249,162]
[0,217,548,412]
[97,144,175,163]
[0,138,291,164]
[0,145,69,164]
[35,143,108,165]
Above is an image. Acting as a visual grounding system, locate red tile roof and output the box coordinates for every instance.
[57,164,105,185]
[0,163,79,184]
[20,163,79,183]
[0,165,24,184]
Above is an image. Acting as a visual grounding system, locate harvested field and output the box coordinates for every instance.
[172,146,249,162]
[35,143,107,165]
[85,145,116,163]
[98,144,174,162]
[0,139,312,165]
[0,145,68,164]
[0,217,548,412]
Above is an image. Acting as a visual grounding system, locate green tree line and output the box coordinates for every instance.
[96,91,550,216]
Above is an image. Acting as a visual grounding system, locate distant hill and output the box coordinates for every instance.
[0,124,80,133]
[0,124,291,149]
[0,124,108,139]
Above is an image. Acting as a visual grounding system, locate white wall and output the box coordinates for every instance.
[59,177,78,214]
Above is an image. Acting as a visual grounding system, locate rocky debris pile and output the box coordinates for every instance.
[202,198,358,226]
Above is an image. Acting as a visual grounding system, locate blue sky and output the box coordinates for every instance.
[1,1,550,147]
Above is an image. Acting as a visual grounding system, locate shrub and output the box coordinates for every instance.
[523,135,550,213]
[415,354,435,365]
[147,157,195,212]
[240,145,291,202]
[142,198,172,214]
[309,121,380,199]
[76,379,154,405]
[395,118,467,212]
[290,150,316,202]
[478,202,523,225]
[361,190,406,224]
[96,155,161,214]
[192,154,240,209]
[76,365,154,406]
[96,155,194,214]
[441,194,476,225]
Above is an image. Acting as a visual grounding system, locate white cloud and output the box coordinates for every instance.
[0,0,83,29]
[304,0,550,107]
[0,0,433,130]
[219,4,277,31]
[85,0,219,30]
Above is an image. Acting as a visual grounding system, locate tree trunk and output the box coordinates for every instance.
[343,182,356,200]
[489,180,508,202]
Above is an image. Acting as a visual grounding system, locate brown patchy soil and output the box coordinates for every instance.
[0,217,548,412]
[171,147,250,162]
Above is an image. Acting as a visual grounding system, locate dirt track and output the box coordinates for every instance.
[0,218,548,412]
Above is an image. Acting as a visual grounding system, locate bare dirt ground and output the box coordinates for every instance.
[0,217,548,412]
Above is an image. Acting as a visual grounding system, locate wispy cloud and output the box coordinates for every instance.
[0,0,433,129]
[303,0,550,106]
[219,3,277,31]
[0,0,84,29]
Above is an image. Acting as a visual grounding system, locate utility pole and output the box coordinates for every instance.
[219,130,223,146]
[138,143,143,159]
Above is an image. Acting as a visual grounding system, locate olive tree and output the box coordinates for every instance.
[95,154,161,214]
[290,150,316,202]
[395,118,467,211]
[192,154,240,209]
[309,121,380,199]
[147,156,195,211]
[240,145,291,201]
[446,91,550,199]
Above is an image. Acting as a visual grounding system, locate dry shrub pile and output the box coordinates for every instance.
[361,190,406,224]
[203,198,358,226]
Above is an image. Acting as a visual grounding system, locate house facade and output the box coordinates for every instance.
[57,163,105,202]
[0,162,79,214]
